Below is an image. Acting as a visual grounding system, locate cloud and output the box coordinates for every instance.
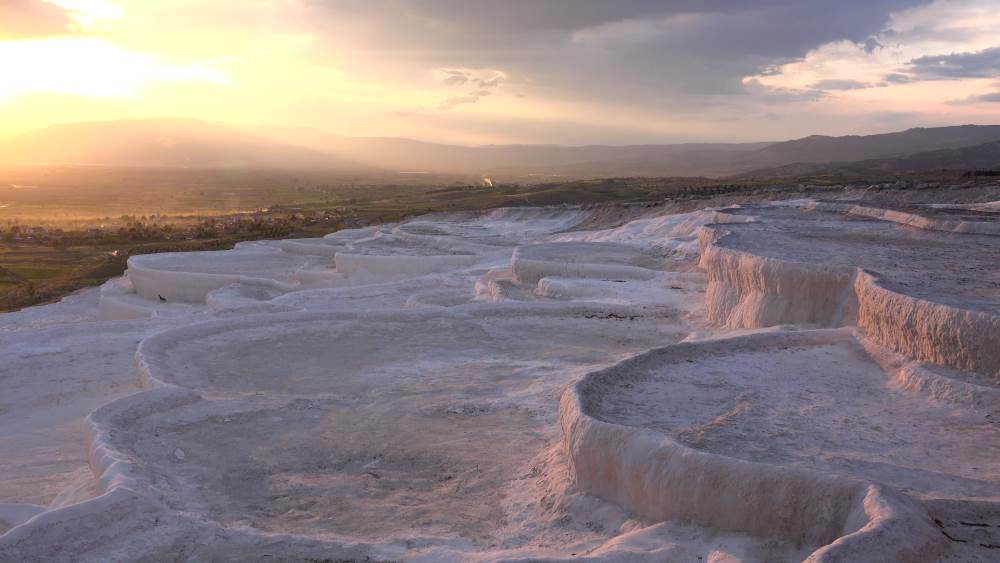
[884,73,912,83]
[946,88,1000,104]
[433,68,505,109]
[279,0,1000,141]
[7,0,998,144]
[312,0,928,103]
[808,79,874,90]
[905,46,1000,79]
[0,0,71,38]
[742,0,1000,115]
[742,78,826,104]
[434,68,505,88]
[0,0,125,38]
[437,69,470,86]
[317,0,673,37]
[862,37,884,54]
[476,73,505,88]
[46,0,123,27]
[438,88,495,109]
[438,94,481,110]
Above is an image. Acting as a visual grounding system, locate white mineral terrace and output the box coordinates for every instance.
[1,199,998,562]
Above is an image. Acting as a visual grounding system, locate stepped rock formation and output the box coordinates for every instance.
[1,193,998,561]
[699,202,1000,378]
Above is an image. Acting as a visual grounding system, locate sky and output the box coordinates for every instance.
[1,0,999,145]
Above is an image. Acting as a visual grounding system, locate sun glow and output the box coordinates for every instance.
[0,37,228,101]
[43,0,123,27]
[1,0,998,143]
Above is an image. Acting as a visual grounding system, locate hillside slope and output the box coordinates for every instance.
[0,119,364,169]
[265,124,1000,176]
[739,138,1000,179]
[5,120,1000,177]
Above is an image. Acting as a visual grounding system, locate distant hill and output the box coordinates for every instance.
[749,125,1000,167]
[260,126,772,177]
[0,118,364,169]
[4,120,1000,178]
[740,138,1000,179]
[264,124,1000,177]
[864,139,1000,171]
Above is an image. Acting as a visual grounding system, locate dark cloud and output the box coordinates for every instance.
[862,37,884,54]
[808,79,873,91]
[946,90,1000,105]
[312,0,929,104]
[318,1,924,45]
[884,73,913,83]
[906,46,1000,79]
[316,0,677,34]
[0,0,70,38]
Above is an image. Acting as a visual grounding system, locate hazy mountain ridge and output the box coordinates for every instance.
[0,119,363,169]
[865,139,1000,171]
[266,124,1000,176]
[260,126,772,175]
[3,119,1000,177]
[752,125,1000,165]
[740,138,1000,179]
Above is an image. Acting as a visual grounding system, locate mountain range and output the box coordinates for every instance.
[2,119,1000,178]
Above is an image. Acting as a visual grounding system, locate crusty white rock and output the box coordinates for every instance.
[2,198,997,561]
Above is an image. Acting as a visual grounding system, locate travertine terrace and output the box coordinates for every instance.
[1,191,998,561]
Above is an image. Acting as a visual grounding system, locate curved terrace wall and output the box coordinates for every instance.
[783,200,1000,236]
[127,257,292,303]
[560,337,947,562]
[699,224,1000,378]
[511,249,658,286]
[698,226,858,329]
[856,271,1000,380]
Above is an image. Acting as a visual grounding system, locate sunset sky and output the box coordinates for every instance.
[1,0,999,145]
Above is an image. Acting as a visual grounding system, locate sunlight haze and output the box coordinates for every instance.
[2,0,999,144]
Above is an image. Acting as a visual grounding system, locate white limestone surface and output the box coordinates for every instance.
[1,200,997,561]
[700,204,1000,378]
